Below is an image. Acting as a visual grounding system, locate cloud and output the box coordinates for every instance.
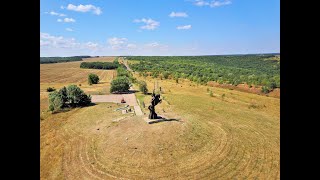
[145,42,169,50]
[127,44,137,49]
[107,37,128,50]
[40,32,80,48]
[193,0,232,7]
[210,0,232,7]
[46,11,66,17]
[177,25,192,30]
[40,32,100,52]
[133,18,160,30]
[85,42,99,50]
[169,12,188,18]
[194,0,210,6]
[66,28,74,32]
[58,18,76,23]
[66,4,102,15]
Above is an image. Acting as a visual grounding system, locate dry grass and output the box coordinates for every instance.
[40,58,280,179]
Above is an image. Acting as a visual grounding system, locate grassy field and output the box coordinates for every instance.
[40,56,280,179]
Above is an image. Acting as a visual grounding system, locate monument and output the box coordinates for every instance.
[148,91,162,119]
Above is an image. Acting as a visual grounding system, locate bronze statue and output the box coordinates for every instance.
[148,91,162,119]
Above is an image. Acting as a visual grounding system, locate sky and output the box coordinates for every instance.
[40,0,280,56]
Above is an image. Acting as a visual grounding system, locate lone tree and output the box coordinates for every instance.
[88,73,99,85]
[48,85,91,112]
[110,76,130,93]
[138,81,148,94]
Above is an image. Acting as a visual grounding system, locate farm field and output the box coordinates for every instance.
[40,56,280,179]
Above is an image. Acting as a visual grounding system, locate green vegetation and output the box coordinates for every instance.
[127,55,280,90]
[138,80,148,94]
[48,85,91,112]
[261,86,270,94]
[80,61,119,69]
[110,65,136,93]
[110,76,130,93]
[46,87,56,92]
[40,56,90,64]
[88,73,99,85]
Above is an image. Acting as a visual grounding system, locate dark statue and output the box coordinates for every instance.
[148,91,162,119]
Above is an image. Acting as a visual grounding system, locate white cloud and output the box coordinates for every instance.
[66,28,74,32]
[58,18,76,23]
[85,42,99,50]
[210,0,232,7]
[40,32,80,48]
[193,0,232,7]
[194,0,210,6]
[40,32,100,55]
[107,37,128,50]
[177,25,192,30]
[47,11,66,17]
[127,44,137,49]
[145,42,159,47]
[145,42,169,51]
[169,12,188,18]
[133,18,160,30]
[66,4,102,15]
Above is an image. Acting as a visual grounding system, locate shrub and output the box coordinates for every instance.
[163,72,170,79]
[48,91,64,112]
[88,73,99,85]
[110,76,130,93]
[261,86,270,93]
[138,81,148,94]
[46,87,56,92]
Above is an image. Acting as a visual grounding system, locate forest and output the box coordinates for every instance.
[126,55,280,90]
[40,56,90,64]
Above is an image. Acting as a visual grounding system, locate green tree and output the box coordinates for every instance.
[138,81,148,94]
[110,77,130,93]
[88,73,99,85]
[48,91,64,112]
[163,72,170,79]
[66,85,91,107]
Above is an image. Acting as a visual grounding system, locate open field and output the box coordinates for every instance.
[40,56,116,94]
[40,56,279,179]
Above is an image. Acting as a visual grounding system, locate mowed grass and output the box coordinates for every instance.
[131,74,280,179]
[40,58,279,179]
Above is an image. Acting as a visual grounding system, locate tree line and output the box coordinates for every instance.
[40,56,90,64]
[80,61,119,70]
